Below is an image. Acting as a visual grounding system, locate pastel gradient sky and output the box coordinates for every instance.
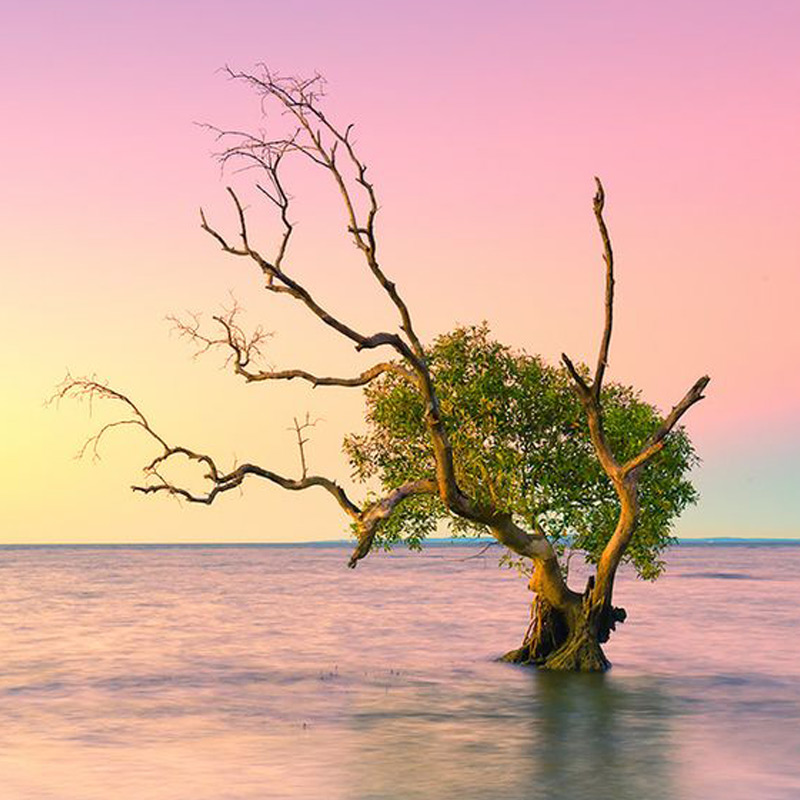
[2,1,798,543]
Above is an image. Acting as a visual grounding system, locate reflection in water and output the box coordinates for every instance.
[346,671,676,800]
[532,673,674,800]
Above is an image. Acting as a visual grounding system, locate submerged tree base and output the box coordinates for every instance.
[500,595,627,673]
[500,636,611,672]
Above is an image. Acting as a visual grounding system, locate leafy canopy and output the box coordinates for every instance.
[344,325,698,580]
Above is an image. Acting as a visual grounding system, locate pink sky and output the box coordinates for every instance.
[2,0,798,542]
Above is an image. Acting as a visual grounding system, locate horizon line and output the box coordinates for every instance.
[1,536,799,549]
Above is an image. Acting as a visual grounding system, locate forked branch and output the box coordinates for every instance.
[290,413,318,479]
[560,181,710,604]
[199,194,408,358]
[207,66,425,360]
[170,305,416,388]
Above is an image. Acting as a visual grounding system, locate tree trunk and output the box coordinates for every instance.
[501,587,626,673]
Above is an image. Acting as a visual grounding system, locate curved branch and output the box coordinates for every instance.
[347,478,438,567]
[50,377,169,455]
[592,376,710,610]
[134,462,361,519]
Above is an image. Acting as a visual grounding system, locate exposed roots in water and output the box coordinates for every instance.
[500,593,626,673]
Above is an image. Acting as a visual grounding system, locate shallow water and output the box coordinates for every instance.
[0,543,798,799]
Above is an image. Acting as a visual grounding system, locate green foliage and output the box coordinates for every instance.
[344,324,699,580]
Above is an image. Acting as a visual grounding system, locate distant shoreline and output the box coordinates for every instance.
[1,537,798,550]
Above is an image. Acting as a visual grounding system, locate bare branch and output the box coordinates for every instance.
[219,65,425,359]
[621,375,710,476]
[200,207,243,254]
[289,413,318,479]
[170,306,416,388]
[49,376,169,456]
[133,462,362,520]
[227,186,250,250]
[241,362,415,387]
[592,177,615,398]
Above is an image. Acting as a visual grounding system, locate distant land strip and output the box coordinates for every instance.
[1,537,799,550]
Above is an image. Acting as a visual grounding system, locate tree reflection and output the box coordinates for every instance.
[531,671,676,800]
[345,669,677,800]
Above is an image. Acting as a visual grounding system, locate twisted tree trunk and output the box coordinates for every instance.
[501,581,627,672]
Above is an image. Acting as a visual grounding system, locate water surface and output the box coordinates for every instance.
[0,543,798,799]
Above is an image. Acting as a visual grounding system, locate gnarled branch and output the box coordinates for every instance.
[221,66,425,360]
[54,376,363,520]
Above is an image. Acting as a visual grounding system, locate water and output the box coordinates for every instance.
[0,543,798,799]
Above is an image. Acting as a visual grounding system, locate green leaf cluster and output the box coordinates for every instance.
[344,324,698,580]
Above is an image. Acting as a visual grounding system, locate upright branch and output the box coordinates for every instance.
[290,413,318,479]
[561,180,710,605]
[593,177,614,400]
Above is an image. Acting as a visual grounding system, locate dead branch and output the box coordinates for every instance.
[560,181,710,604]
[621,374,710,476]
[211,66,425,360]
[289,413,318,479]
[56,374,449,572]
[592,177,614,399]
[170,305,416,388]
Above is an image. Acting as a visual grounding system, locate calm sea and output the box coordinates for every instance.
[0,542,798,800]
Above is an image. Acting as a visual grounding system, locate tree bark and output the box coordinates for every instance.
[501,575,626,672]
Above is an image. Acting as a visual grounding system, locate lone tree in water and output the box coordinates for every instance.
[57,68,709,672]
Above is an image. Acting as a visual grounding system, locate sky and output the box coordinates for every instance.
[1,0,798,544]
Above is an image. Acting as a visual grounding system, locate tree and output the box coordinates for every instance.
[56,67,709,671]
